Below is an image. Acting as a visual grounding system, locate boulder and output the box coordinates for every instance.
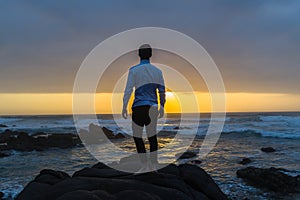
[261,147,276,153]
[0,124,7,127]
[176,151,197,159]
[16,161,228,200]
[34,169,70,185]
[239,158,251,165]
[179,164,229,200]
[89,124,115,139]
[237,166,300,193]
[188,160,202,165]
[0,130,81,151]
[114,133,125,139]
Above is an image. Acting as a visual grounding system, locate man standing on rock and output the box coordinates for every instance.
[122,44,166,173]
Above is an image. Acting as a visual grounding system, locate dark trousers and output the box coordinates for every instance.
[132,105,158,163]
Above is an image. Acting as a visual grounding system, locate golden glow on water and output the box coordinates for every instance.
[0,92,299,115]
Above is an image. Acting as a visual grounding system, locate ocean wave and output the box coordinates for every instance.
[259,115,300,127]
[222,129,300,139]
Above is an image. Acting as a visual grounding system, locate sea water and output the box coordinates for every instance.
[0,112,300,199]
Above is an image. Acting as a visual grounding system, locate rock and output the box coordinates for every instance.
[16,161,228,200]
[239,158,251,165]
[188,160,202,165]
[16,182,51,200]
[176,151,197,159]
[179,164,229,200]
[261,147,276,153]
[80,124,125,143]
[89,124,115,139]
[56,190,104,200]
[237,166,300,193]
[34,169,70,185]
[114,133,125,139]
[115,190,161,200]
[0,191,4,199]
[0,124,7,127]
[0,130,81,151]
[0,151,10,157]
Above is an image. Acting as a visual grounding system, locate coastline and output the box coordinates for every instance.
[1,112,300,199]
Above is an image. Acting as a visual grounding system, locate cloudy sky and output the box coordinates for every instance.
[0,0,299,114]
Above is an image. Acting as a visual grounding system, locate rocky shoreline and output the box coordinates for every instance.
[1,124,300,199]
[0,124,126,155]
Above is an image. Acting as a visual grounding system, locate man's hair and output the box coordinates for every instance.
[138,44,152,59]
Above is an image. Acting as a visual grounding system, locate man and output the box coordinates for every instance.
[122,44,166,172]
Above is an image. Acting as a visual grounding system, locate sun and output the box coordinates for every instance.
[166,91,175,99]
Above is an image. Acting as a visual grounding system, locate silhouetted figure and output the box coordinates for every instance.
[122,44,165,172]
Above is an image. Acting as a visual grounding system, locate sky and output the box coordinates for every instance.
[0,0,300,114]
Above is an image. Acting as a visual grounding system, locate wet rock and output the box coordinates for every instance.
[56,190,104,200]
[261,147,276,153]
[0,124,7,127]
[34,169,71,185]
[0,191,4,199]
[176,151,197,159]
[0,130,81,151]
[17,161,228,200]
[0,151,10,158]
[89,124,115,139]
[237,166,300,193]
[239,158,251,165]
[114,133,125,139]
[188,160,202,165]
[179,164,229,200]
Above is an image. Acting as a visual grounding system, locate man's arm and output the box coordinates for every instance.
[158,73,166,118]
[122,70,134,119]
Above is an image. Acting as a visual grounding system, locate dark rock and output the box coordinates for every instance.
[237,166,300,193]
[0,191,4,199]
[188,160,202,165]
[73,167,130,178]
[0,130,81,151]
[92,162,112,169]
[239,158,251,165]
[80,124,125,143]
[114,133,125,139]
[179,164,228,200]
[56,190,103,200]
[34,169,70,185]
[0,124,7,127]
[102,126,115,138]
[89,124,115,139]
[92,190,116,200]
[17,161,228,200]
[115,190,161,200]
[0,151,10,157]
[16,182,51,200]
[261,147,276,153]
[176,151,197,159]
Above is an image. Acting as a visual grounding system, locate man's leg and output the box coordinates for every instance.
[146,106,159,164]
[132,123,146,153]
[132,107,147,164]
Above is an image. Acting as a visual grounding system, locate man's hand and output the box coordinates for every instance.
[122,109,128,119]
[158,106,164,118]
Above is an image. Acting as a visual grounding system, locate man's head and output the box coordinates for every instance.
[138,44,152,60]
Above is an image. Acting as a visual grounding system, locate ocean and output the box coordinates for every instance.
[0,112,300,199]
